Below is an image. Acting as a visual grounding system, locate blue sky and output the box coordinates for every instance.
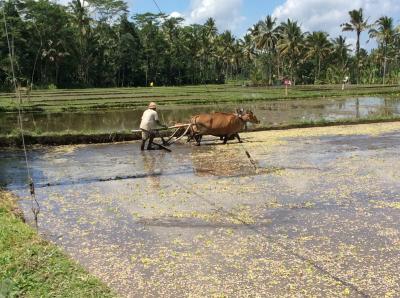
[56,0,400,50]
[129,0,282,37]
[124,0,400,51]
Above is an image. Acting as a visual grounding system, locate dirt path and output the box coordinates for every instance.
[7,122,400,297]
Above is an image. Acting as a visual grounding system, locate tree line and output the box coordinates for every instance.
[1,1,400,90]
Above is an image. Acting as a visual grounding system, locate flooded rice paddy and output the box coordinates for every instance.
[1,96,400,134]
[1,122,400,297]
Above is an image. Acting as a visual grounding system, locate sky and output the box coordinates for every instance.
[130,0,284,36]
[128,0,400,50]
[60,0,400,50]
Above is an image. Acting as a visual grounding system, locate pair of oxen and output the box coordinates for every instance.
[181,110,260,145]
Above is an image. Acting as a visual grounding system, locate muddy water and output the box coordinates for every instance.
[1,97,400,133]
[1,123,400,297]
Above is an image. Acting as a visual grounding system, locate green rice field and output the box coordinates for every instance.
[1,84,399,113]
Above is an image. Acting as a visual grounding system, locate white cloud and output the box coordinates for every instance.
[184,0,245,33]
[272,0,400,50]
[55,0,244,33]
[55,0,70,5]
[170,11,184,19]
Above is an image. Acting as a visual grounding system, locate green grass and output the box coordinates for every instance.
[1,84,399,113]
[0,189,116,298]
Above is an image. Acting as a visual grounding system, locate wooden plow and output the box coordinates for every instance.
[132,124,192,152]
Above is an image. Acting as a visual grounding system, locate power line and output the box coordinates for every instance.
[152,0,163,15]
[2,3,40,230]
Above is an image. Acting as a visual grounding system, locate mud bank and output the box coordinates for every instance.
[0,132,137,147]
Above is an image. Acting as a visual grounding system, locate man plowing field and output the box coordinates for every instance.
[135,104,260,151]
[139,102,168,150]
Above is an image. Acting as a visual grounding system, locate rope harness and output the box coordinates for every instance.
[164,124,193,145]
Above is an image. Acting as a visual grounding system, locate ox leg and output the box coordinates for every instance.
[187,127,197,142]
[223,135,229,144]
[186,132,194,142]
[235,133,242,143]
[195,135,202,146]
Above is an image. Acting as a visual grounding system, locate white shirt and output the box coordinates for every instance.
[140,109,159,131]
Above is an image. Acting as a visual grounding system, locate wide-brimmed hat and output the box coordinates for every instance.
[148,102,157,109]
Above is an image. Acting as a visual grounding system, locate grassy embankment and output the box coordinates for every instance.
[1,84,400,146]
[0,189,115,297]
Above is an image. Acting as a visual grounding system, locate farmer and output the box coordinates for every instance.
[342,76,349,90]
[140,102,167,150]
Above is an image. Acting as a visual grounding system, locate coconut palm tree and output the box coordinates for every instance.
[201,18,218,82]
[277,19,305,84]
[252,15,279,84]
[253,15,278,51]
[241,34,256,63]
[341,8,369,84]
[69,0,91,84]
[239,34,256,79]
[204,17,218,40]
[327,35,352,83]
[162,16,184,84]
[369,16,396,84]
[305,31,332,83]
[182,24,203,83]
[216,30,235,79]
[332,35,351,69]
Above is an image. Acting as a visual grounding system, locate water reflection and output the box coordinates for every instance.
[1,97,399,134]
[141,152,163,190]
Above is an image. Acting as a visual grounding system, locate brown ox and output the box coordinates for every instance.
[190,111,259,145]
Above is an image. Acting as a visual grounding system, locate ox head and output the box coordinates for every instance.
[236,108,245,116]
[241,110,260,124]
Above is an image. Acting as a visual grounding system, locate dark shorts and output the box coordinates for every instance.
[141,129,160,140]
